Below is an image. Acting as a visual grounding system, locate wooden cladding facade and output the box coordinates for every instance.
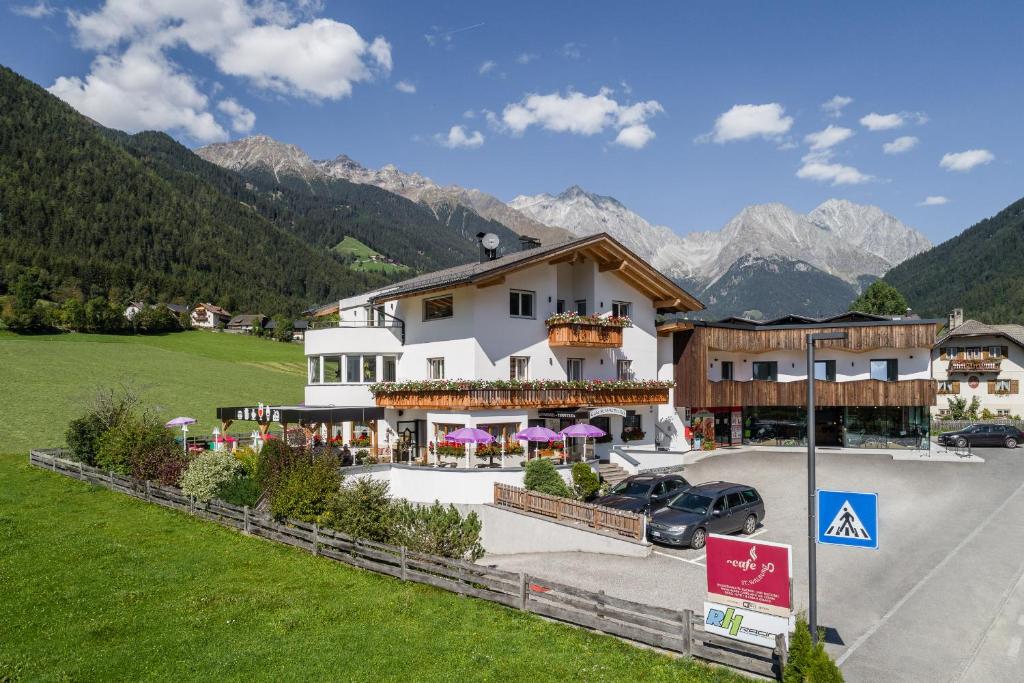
[376,387,669,410]
[701,321,939,354]
[697,378,936,408]
[547,323,624,348]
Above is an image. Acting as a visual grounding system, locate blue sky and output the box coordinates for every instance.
[2,1,1020,244]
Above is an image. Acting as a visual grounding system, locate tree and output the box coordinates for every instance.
[849,281,909,316]
[272,316,294,342]
[946,395,981,420]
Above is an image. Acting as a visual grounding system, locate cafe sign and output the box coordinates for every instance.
[234,403,280,423]
[588,407,627,418]
[706,535,793,617]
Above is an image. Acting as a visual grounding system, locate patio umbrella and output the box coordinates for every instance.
[445,427,494,468]
[560,423,607,462]
[165,416,197,453]
[514,426,560,461]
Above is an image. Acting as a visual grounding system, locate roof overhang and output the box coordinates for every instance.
[217,405,386,424]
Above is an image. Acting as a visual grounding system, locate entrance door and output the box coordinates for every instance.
[815,408,843,447]
[714,412,731,445]
[396,420,426,463]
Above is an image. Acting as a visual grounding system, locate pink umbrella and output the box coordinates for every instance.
[514,426,560,461]
[165,416,197,453]
[560,423,607,462]
[444,427,494,468]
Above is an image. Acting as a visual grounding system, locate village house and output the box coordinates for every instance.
[190,303,231,329]
[226,314,267,334]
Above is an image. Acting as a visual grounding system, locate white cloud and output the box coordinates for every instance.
[859,112,904,130]
[499,87,662,148]
[561,42,582,59]
[216,97,255,133]
[821,95,853,117]
[702,103,793,143]
[395,80,416,94]
[804,125,853,151]
[918,196,950,206]
[883,135,918,154]
[436,125,484,149]
[11,1,54,18]
[49,45,227,142]
[940,148,994,172]
[796,160,872,185]
[515,52,538,65]
[478,60,497,75]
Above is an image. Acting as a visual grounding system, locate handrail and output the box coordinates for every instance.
[493,482,644,541]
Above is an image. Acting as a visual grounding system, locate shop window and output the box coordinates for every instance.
[752,361,778,381]
[509,290,535,318]
[424,295,453,321]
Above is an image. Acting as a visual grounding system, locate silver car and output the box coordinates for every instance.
[647,481,765,549]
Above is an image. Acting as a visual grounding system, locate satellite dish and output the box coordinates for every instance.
[481,233,500,250]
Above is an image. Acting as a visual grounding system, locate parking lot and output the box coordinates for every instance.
[486,446,1024,682]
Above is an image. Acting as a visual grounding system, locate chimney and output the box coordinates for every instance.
[518,235,541,251]
[948,308,963,330]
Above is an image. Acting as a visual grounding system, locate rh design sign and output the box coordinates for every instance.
[705,535,793,617]
[703,601,795,649]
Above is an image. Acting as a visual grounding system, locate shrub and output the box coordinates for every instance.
[131,440,187,485]
[392,501,485,561]
[269,453,341,522]
[64,388,140,464]
[95,415,174,475]
[322,476,397,543]
[255,439,300,494]
[180,454,242,502]
[523,458,571,497]
[571,462,601,501]
[784,616,844,683]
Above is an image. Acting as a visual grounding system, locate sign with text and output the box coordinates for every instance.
[706,535,792,616]
[703,601,794,649]
[588,407,627,418]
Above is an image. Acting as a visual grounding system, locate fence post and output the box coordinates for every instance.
[519,573,529,611]
[78,462,84,481]
[682,609,693,657]
[400,546,407,581]
[243,505,250,534]
[775,632,788,674]
[52,455,57,472]
[312,522,319,556]
[108,470,114,489]
[145,480,151,501]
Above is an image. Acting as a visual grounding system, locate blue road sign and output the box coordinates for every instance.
[816,489,878,549]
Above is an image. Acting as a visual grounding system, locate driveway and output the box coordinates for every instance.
[485,446,1024,682]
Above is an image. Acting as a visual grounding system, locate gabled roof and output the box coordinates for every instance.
[936,319,1024,348]
[227,314,266,326]
[361,233,703,312]
[197,303,231,317]
[160,303,189,315]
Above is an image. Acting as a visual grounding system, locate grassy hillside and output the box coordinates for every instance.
[332,236,409,274]
[0,457,743,682]
[0,330,304,452]
[883,196,1024,322]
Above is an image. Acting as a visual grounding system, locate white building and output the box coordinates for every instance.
[190,303,231,329]
[302,233,702,464]
[933,310,1024,419]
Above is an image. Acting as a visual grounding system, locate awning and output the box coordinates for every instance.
[216,405,385,424]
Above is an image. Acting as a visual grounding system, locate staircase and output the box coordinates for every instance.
[598,462,630,487]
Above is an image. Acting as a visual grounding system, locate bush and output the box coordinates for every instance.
[255,439,301,494]
[784,616,844,683]
[571,462,600,501]
[523,458,571,497]
[131,440,187,485]
[180,453,242,502]
[322,476,397,543]
[269,453,341,522]
[217,475,261,507]
[64,388,140,464]
[392,501,485,561]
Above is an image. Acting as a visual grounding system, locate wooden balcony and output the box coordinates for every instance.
[547,322,624,348]
[948,359,1001,373]
[692,378,936,408]
[375,386,669,410]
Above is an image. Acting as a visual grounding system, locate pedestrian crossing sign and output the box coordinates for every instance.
[816,489,878,549]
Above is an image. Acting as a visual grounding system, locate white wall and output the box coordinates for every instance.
[347,463,573,505]
[932,335,1024,415]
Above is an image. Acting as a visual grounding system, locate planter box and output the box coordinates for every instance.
[376,387,669,410]
[547,323,624,348]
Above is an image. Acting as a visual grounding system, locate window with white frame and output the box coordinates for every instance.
[616,359,633,380]
[990,346,1006,359]
[428,357,445,379]
[362,356,377,383]
[966,347,982,359]
[995,379,1011,393]
[997,409,1011,417]
[346,356,361,383]
[567,358,583,381]
[308,356,321,384]
[323,355,342,383]
[612,301,631,318]
[509,290,535,318]
[937,380,955,393]
[424,295,453,321]
[510,356,530,380]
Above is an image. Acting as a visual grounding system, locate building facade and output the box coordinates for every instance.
[673,314,941,450]
[932,310,1024,419]
[303,233,701,462]
[191,303,231,329]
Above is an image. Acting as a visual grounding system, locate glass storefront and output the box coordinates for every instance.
[741,406,930,449]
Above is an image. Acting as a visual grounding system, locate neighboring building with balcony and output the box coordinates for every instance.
[932,309,1024,419]
[303,233,702,461]
[671,313,941,449]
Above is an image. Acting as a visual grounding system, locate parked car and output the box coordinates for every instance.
[647,481,765,549]
[937,424,1021,449]
[592,474,691,515]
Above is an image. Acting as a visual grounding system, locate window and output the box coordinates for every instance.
[667,479,688,493]
[510,356,530,380]
[966,347,982,359]
[427,357,445,379]
[712,497,727,514]
[424,295,453,321]
[346,355,361,383]
[575,299,587,315]
[323,355,342,383]
[652,482,668,497]
[726,492,744,508]
[556,299,565,314]
[720,361,733,380]
[382,356,396,382]
[616,359,633,380]
[998,409,1011,417]
[612,301,631,318]
[624,410,642,433]
[362,356,377,383]
[752,361,778,381]
[995,379,1011,393]
[373,305,386,327]
[870,359,898,382]
[308,356,321,384]
[990,346,1007,359]
[937,380,955,393]
[567,358,583,381]
[814,359,837,382]
[509,290,535,318]
[741,489,760,504]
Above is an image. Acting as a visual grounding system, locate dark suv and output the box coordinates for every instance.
[647,481,765,549]
[592,474,691,515]
[937,424,1021,449]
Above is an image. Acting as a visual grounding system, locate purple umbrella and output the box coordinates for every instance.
[444,427,494,468]
[165,417,197,453]
[514,426,561,461]
[560,423,607,463]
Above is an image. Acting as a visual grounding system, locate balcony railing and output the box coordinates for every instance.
[948,358,1001,373]
[547,322,624,348]
[371,380,671,410]
[307,317,405,343]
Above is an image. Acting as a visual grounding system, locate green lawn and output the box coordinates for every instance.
[0,456,747,682]
[0,330,305,452]
[332,235,409,274]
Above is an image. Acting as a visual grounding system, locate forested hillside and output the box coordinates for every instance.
[883,196,1024,322]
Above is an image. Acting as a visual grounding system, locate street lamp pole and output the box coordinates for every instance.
[806,331,846,644]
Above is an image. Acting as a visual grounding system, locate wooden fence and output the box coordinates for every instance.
[28,448,784,679]
[493,482,645,542]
